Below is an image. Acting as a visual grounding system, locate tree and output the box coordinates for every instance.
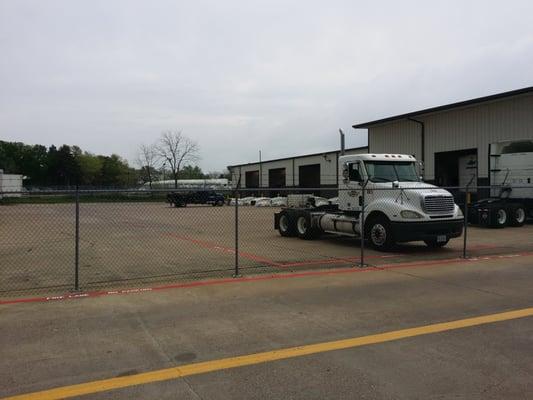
[46,145,80,186]
[78,152,103,186]
[179,165,204,179]
[157,131,199,189]
[137,143,158,189]
[99,154,131,187]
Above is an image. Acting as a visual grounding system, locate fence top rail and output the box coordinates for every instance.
[1,184,532,196]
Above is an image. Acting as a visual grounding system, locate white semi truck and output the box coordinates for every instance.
[274,153,464,251]
[469,139,533,228]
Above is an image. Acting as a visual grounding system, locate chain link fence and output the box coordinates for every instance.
[1,185,532,298]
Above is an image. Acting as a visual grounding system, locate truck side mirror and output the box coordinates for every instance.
[342,163,349,183]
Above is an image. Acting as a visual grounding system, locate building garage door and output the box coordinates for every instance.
[299,164,321,188]
[245,170,259,188]
[435,149,477,189]
[268,168,286,188]
[435,149,478,202]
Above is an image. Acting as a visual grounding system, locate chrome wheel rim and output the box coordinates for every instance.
[280,215,289,232]
[516,208,526,223]
[297,217,307,234]
[371,223,386,246]
[497,209,507,225]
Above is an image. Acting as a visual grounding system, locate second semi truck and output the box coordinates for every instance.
[469,139,533,228]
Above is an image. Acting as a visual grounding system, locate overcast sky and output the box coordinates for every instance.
[1,0,532,171]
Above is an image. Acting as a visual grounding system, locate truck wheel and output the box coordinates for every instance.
[296,214,319,240]
[508,205,526,227]
[424,238,449,248]
[490,207,507,228]
[278,212,296,237]
[365,216,395,251]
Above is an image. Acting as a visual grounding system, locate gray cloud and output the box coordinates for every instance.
[1,0,532,170]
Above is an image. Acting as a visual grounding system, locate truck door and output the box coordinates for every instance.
[339,162,364,212]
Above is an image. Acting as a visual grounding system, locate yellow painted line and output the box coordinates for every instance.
[4,307,533,400]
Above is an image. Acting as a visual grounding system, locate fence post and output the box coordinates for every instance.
[359,185,366,267]
[463,186,469,259]
[74,185,80,291]
[233,189,240,277]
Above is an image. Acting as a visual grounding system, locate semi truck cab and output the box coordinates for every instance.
[275,153,464,251]
[469,139,533,227]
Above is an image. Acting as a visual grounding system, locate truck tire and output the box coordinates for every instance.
[295,214,320,240]
[489,207,507,228]
[278,211,297,237]
[508,205,526,227]
[365,215,395,251]
[424,238,450,248]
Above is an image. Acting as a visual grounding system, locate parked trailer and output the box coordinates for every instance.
[167,190,225,207]
[274,154,463,251]
[469,140,533,228]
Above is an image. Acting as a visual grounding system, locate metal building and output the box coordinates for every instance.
[353,86,533,188]
[0,169,23,199]
[228,146,368,196]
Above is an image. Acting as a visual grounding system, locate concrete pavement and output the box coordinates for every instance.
[1,254,532,399]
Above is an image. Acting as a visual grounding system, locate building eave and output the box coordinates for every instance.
[352,86,533,129]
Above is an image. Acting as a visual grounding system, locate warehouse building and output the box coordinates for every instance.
[228,146,368,195]
[353,86,533,189]
[227,87,532,197]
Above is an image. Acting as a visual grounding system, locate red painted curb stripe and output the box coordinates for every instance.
[164,233,282,266]
[2,250,533,306]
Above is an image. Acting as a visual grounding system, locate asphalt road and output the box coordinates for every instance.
[1,252,532,399]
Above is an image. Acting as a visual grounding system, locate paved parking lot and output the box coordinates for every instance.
[1,202,533,298]
[1,251,532,399]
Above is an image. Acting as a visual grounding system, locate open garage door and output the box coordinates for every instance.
[435,149,477,189]
[245,170,259,188]
[435,149,477,202]
[268,168,286,188]
[299,164,321,193]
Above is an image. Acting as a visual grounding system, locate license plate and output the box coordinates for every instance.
[437,235,447,243]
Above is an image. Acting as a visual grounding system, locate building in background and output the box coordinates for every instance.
[227,146,368,196]
[0,169,23,199]
[228,87,532,199]
[353,86,533,192]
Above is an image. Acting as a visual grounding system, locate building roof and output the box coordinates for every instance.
[353,86,533,129]
[227,146,368,169]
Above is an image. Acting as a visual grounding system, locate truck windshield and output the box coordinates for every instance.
[365,161,419,182]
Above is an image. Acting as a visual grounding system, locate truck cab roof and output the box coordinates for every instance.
[339,153,416,163]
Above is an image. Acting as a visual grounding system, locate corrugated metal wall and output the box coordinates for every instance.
[368,93,533,181]
[228,147,368,188]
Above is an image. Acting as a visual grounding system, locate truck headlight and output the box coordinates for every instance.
[400,210,423,219]
[457,207,463,217]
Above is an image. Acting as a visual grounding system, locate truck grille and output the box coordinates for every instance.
[423,195,455,215]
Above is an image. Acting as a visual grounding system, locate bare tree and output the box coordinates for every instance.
[157,130,199,189]
[137,143,158,189]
